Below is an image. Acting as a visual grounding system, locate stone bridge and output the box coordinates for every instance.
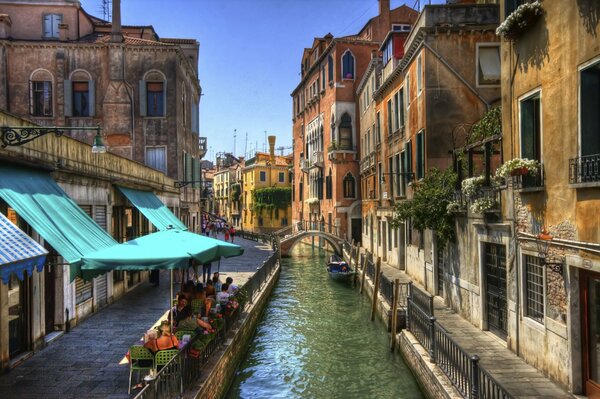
[279,230,343,257]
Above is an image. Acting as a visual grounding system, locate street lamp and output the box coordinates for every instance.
[536,227,563,275]
[1,125,106,153]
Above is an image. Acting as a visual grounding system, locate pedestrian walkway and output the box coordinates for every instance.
[376,262,572,398]
[0,237,272,399]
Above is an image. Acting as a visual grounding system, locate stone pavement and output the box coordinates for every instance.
[0,237,272,399]
[377,262,572,398]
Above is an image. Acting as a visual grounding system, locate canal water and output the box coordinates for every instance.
[226,244,424,399]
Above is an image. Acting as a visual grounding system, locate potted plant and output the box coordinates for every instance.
[470,197,498,214]
[461,176,486,200]
[496,1,543,40]
[496,158,540,178]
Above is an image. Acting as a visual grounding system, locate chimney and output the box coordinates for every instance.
[59,23,68,41]
[111,0,123,43]
[379,0,390,15]
[0,14,11,39]
[268,135,276,162]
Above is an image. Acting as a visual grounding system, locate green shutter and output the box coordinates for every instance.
[520,98,535,159]
[88,80,95,117]
[63,79,72,117]
[417,131,424,179]
[185,153,193,183]
[139,80,147,116]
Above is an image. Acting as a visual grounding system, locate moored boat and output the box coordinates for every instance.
[326,254,356,281]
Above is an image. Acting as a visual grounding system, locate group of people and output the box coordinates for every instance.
[201,215,236,243]
[142,272,239,356]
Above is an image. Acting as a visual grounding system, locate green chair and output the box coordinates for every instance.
[175,330,195,341]
[155,349,182,394]
[128,346,154,394]
[190,299,204,315]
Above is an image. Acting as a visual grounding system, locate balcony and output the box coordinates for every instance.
[360,152,376,175]
[569,154,600,185]
[327,141,357,162]
[311,151,324,168]
[300,158,311,173]
[199,137,207,158]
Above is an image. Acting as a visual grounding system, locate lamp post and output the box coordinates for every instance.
[536,227,563,275]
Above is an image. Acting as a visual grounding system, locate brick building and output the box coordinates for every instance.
[0,0,206,231]
[291,0,417,243]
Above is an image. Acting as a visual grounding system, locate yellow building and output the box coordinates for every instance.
[242,136,292,232]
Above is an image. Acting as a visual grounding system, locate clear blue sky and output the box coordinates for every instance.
[80,0,444,162]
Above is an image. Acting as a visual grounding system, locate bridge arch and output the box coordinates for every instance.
[280,231,343,257]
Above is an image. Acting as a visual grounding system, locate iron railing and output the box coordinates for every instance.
[243,250,279,306]
[406,289,513,399]
[569,154,600,183]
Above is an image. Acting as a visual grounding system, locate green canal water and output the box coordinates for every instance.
[225,245,424,399]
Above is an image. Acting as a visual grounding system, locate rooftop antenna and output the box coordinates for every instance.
[100,0,112,20]
[233,129,237,156]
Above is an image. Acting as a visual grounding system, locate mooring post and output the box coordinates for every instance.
[406,281,413,331]
[390,278,400,350]
[370,257,381,321]
[360,251,368,294]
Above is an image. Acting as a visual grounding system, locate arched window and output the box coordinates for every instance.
[339,113,353,149]
[342,51,355,79]
[343,173,356,198]
[29,69,54,116]
[65,69,95,117]
[140,70,167,117]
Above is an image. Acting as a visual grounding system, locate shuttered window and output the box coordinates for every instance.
[580,62,600,156]
[43,14,62,38]
[520,93,541,161]
[416,130,425,179]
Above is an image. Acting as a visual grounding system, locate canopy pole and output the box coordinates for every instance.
[217,258,221,274]
[170,269,174,333]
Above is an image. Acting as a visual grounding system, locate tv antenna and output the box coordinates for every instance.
[99,0,112,20]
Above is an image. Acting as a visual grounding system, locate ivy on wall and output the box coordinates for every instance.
[252,187,292,219]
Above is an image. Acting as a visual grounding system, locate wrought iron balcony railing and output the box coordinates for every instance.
[514,163,544,190]
[569,154,600,184]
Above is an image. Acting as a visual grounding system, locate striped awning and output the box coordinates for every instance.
[0,211,48,284]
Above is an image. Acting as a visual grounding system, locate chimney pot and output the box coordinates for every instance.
[268,135,276,162]
[379,0,390,15]
[111,0,123,43]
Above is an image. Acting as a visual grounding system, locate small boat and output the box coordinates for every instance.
[326,254,356,281]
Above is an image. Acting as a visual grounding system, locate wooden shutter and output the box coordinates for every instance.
[192,157,200,188]
[139,80,147,116]
[94,205,107,230]
[75,277,93,304]
[63,79,72,116]
[417,131,424,179]
[185,153,193,182]
[88,80,95,117]
[162,80,168,117]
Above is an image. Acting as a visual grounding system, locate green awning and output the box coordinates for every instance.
[116,186,187,231]
[81,230,244,279]
[0,165,117,281]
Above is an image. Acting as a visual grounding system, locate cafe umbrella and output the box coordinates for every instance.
[81,229,244,330]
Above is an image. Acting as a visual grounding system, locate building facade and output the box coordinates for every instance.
[0,0,206,231]
[242,137,292,233]
[291,0,418,243]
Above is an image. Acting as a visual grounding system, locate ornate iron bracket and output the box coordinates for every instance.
[174,181,202,188]
[0,126,101,148]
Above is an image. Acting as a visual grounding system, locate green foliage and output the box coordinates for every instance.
[470,107,502,144]
[390,168,457,246]
[252,187,292,216]
[231,183,241,202]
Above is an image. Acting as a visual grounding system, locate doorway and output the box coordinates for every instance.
[351,218,362,244]
[484,243,507,339]
[582,270,600,398]
[8,273,30,358]
[44,251,57,333]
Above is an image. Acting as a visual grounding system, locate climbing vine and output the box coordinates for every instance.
[390,168,457,246]
[252,187,292,218]
[231,183,241,202]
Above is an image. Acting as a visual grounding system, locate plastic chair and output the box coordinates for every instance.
[155,349,182,394]
[128,346,154,394]
[175,330,195,341]
[190,299,203,315]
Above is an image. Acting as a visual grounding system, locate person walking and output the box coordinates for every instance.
[224,226,230,242]
[202,262,212,284]
[228,225,235,242]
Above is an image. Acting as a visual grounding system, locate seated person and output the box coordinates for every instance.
[181,280,196,301]
[212,273,222,292]
[176,312,213,333]
[170,294,192,327]
[194,282,213,317]
[225,277,238,294]
[216,283,231,306]
[144,320,179,352]
[205,280,216,298]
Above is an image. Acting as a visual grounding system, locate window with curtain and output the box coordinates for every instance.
[342,51,355,79]
[343,173,356,198]
[31,81,53,116]
[147,82,165,116]
[478,45,501,86]
[520,93,541,162]
[145,147,166,173]
[73,81,89,117]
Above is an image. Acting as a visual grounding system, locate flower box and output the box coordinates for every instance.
[496,1,543,40]
[510,166,530,176]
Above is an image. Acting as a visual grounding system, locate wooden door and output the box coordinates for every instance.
[582,271,600,398]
